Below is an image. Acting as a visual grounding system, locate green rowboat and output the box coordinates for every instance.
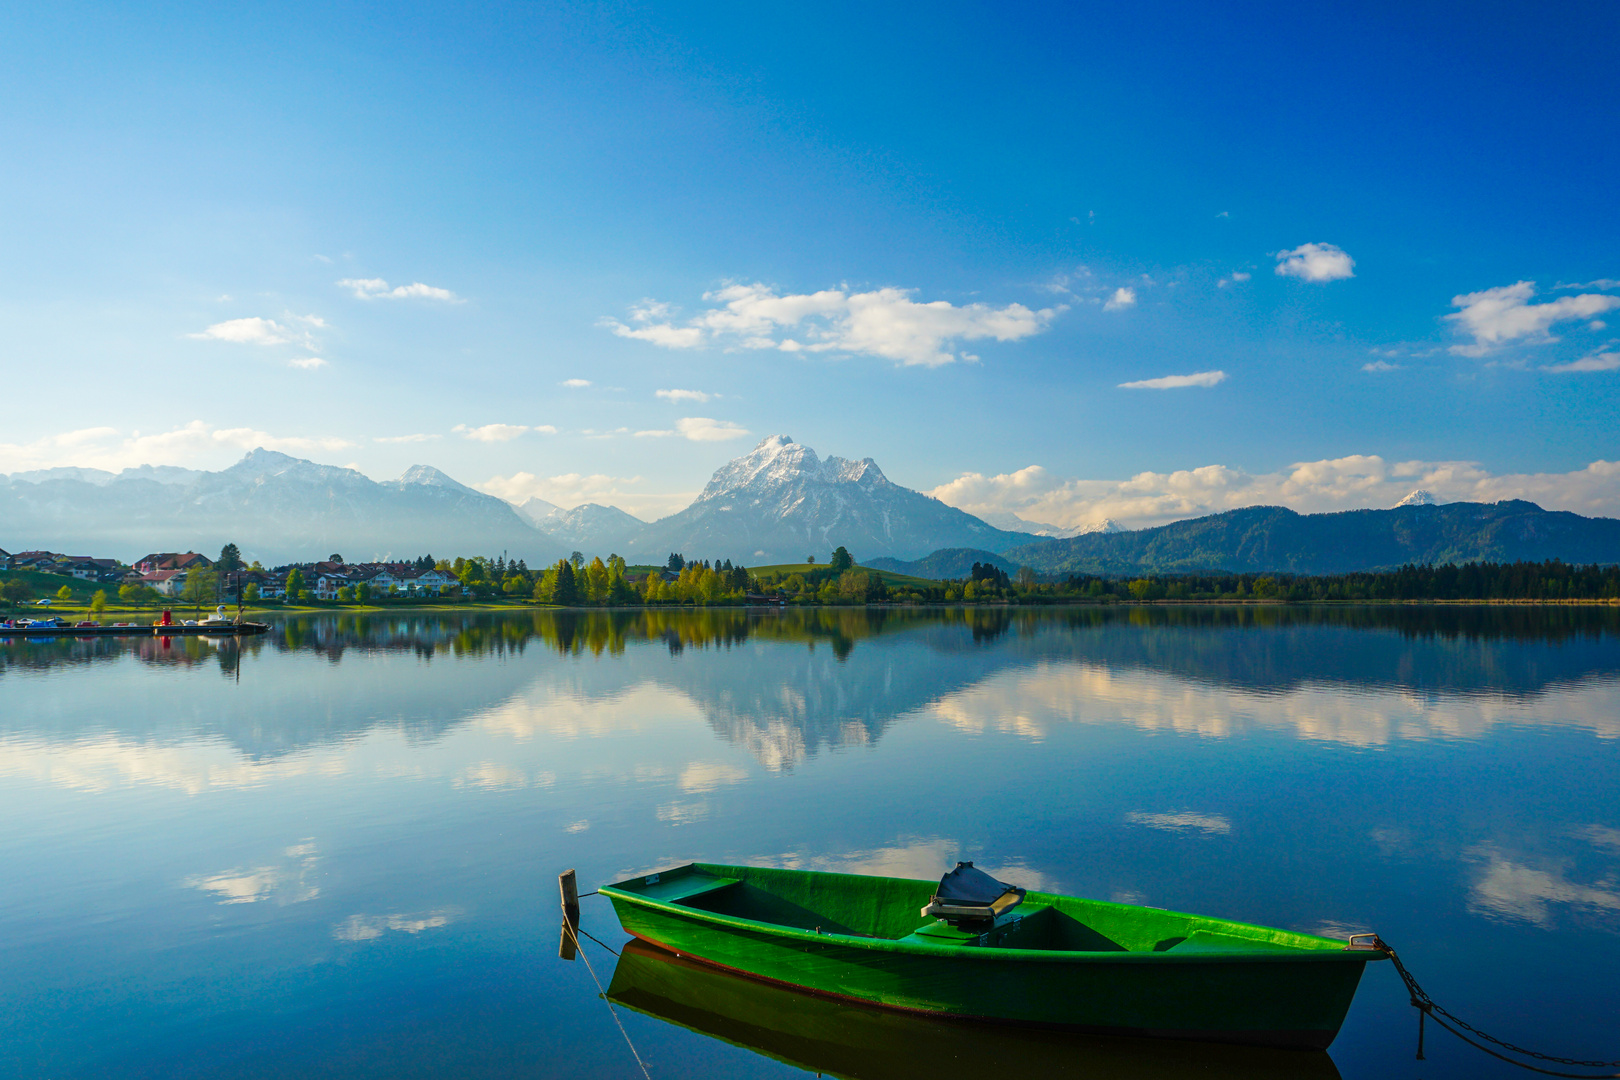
[598,861,1387,1051]
[608,938,1344,1079]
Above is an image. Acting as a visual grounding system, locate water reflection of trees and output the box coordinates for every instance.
[256,608,1023,663]
[6,607,1619,767]
[6,605,1618,680]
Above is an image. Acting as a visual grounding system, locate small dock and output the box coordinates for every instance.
[0,621,271,639]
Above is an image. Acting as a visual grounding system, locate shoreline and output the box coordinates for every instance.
[7,596,1619,622]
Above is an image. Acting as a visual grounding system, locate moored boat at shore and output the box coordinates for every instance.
[599,862,1387,1051]
[0,618,270,637]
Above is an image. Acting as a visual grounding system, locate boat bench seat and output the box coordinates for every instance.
[635,871,741,905]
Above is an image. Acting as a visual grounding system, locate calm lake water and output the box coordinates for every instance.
[3,606,1618,1079]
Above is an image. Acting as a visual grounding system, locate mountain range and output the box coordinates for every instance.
[1001,500,1620,576]
[4,438,1619,573]
[0,436,1037,566]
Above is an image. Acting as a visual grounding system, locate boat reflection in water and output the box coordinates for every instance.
[606,939,1342,1080]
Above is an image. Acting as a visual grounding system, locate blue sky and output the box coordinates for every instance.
[2,1,1617,527]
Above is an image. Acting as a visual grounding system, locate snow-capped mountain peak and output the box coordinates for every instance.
[698,435,888,502]
[626,435,1028,562]
[1396,489,1439,508]
[395,464,478,495]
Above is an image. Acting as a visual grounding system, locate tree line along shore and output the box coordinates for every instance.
[4,545,1620,613]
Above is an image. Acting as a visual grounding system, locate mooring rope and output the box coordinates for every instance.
[1374,936,1620,1078]
[562,903,651,1079]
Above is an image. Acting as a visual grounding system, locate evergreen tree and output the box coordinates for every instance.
[553,560,579,605]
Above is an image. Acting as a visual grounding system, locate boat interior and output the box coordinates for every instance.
[613,863,1341,955]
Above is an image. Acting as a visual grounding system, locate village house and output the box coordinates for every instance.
[133,552,213,574]
[137,569,187,596]
[414,569,456,592]
[61,557,123,582]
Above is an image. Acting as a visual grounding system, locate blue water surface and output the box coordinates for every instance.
[1,606,1617,1079]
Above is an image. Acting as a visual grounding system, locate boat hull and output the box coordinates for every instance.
[602,863,1379,1050]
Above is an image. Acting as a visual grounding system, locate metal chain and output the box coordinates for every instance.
[1375,936,1620,1076]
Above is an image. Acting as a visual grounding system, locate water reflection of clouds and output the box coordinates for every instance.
[332,909,458,942]
[472,681,703,740]
[678,761,750,793]
[926,661,1620,746]
[184,840,321,905]
[0,735,350,794]
[1467,845,1620,927]
[752,837,1055,893]
[453,762,536,791]
[1125,811,1233,836]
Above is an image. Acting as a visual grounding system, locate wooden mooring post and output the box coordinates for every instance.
[558,869,580,962]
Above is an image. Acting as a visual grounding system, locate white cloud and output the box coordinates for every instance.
[1446,281,1620,356]
[188,317,294,345]
[602,319,705,348]
[560,378,592,388]
[1545,351,1620,373]
[338,278,459,302]
[929,454,1620,531]
[637,417,750,442]
[601,282,1062,367]
[288,356,327,369]
[1119,370,1226,390]
[655,388,712,403]
[188,314,326,353]
[1274,243,1355,283]
[0,421,354,475]
[1362,360,1401,372]
[1103,287,1137,311]
[373,433,441,444]
[476,471,682,520]
[676,417,749,442]
[453,423,530,442]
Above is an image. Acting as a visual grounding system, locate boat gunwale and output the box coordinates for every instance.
[599,863,1385,966]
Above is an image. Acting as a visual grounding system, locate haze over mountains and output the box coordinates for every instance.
[3,437,1618,573]
[0,437,1038,566]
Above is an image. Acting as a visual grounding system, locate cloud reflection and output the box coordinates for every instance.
[185,840,320,905]
[1125,811,1233,836]
[332,909,458,942]
[754,837,1054,892]
[1467,846,1620,927]
[925,661,1620,748]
